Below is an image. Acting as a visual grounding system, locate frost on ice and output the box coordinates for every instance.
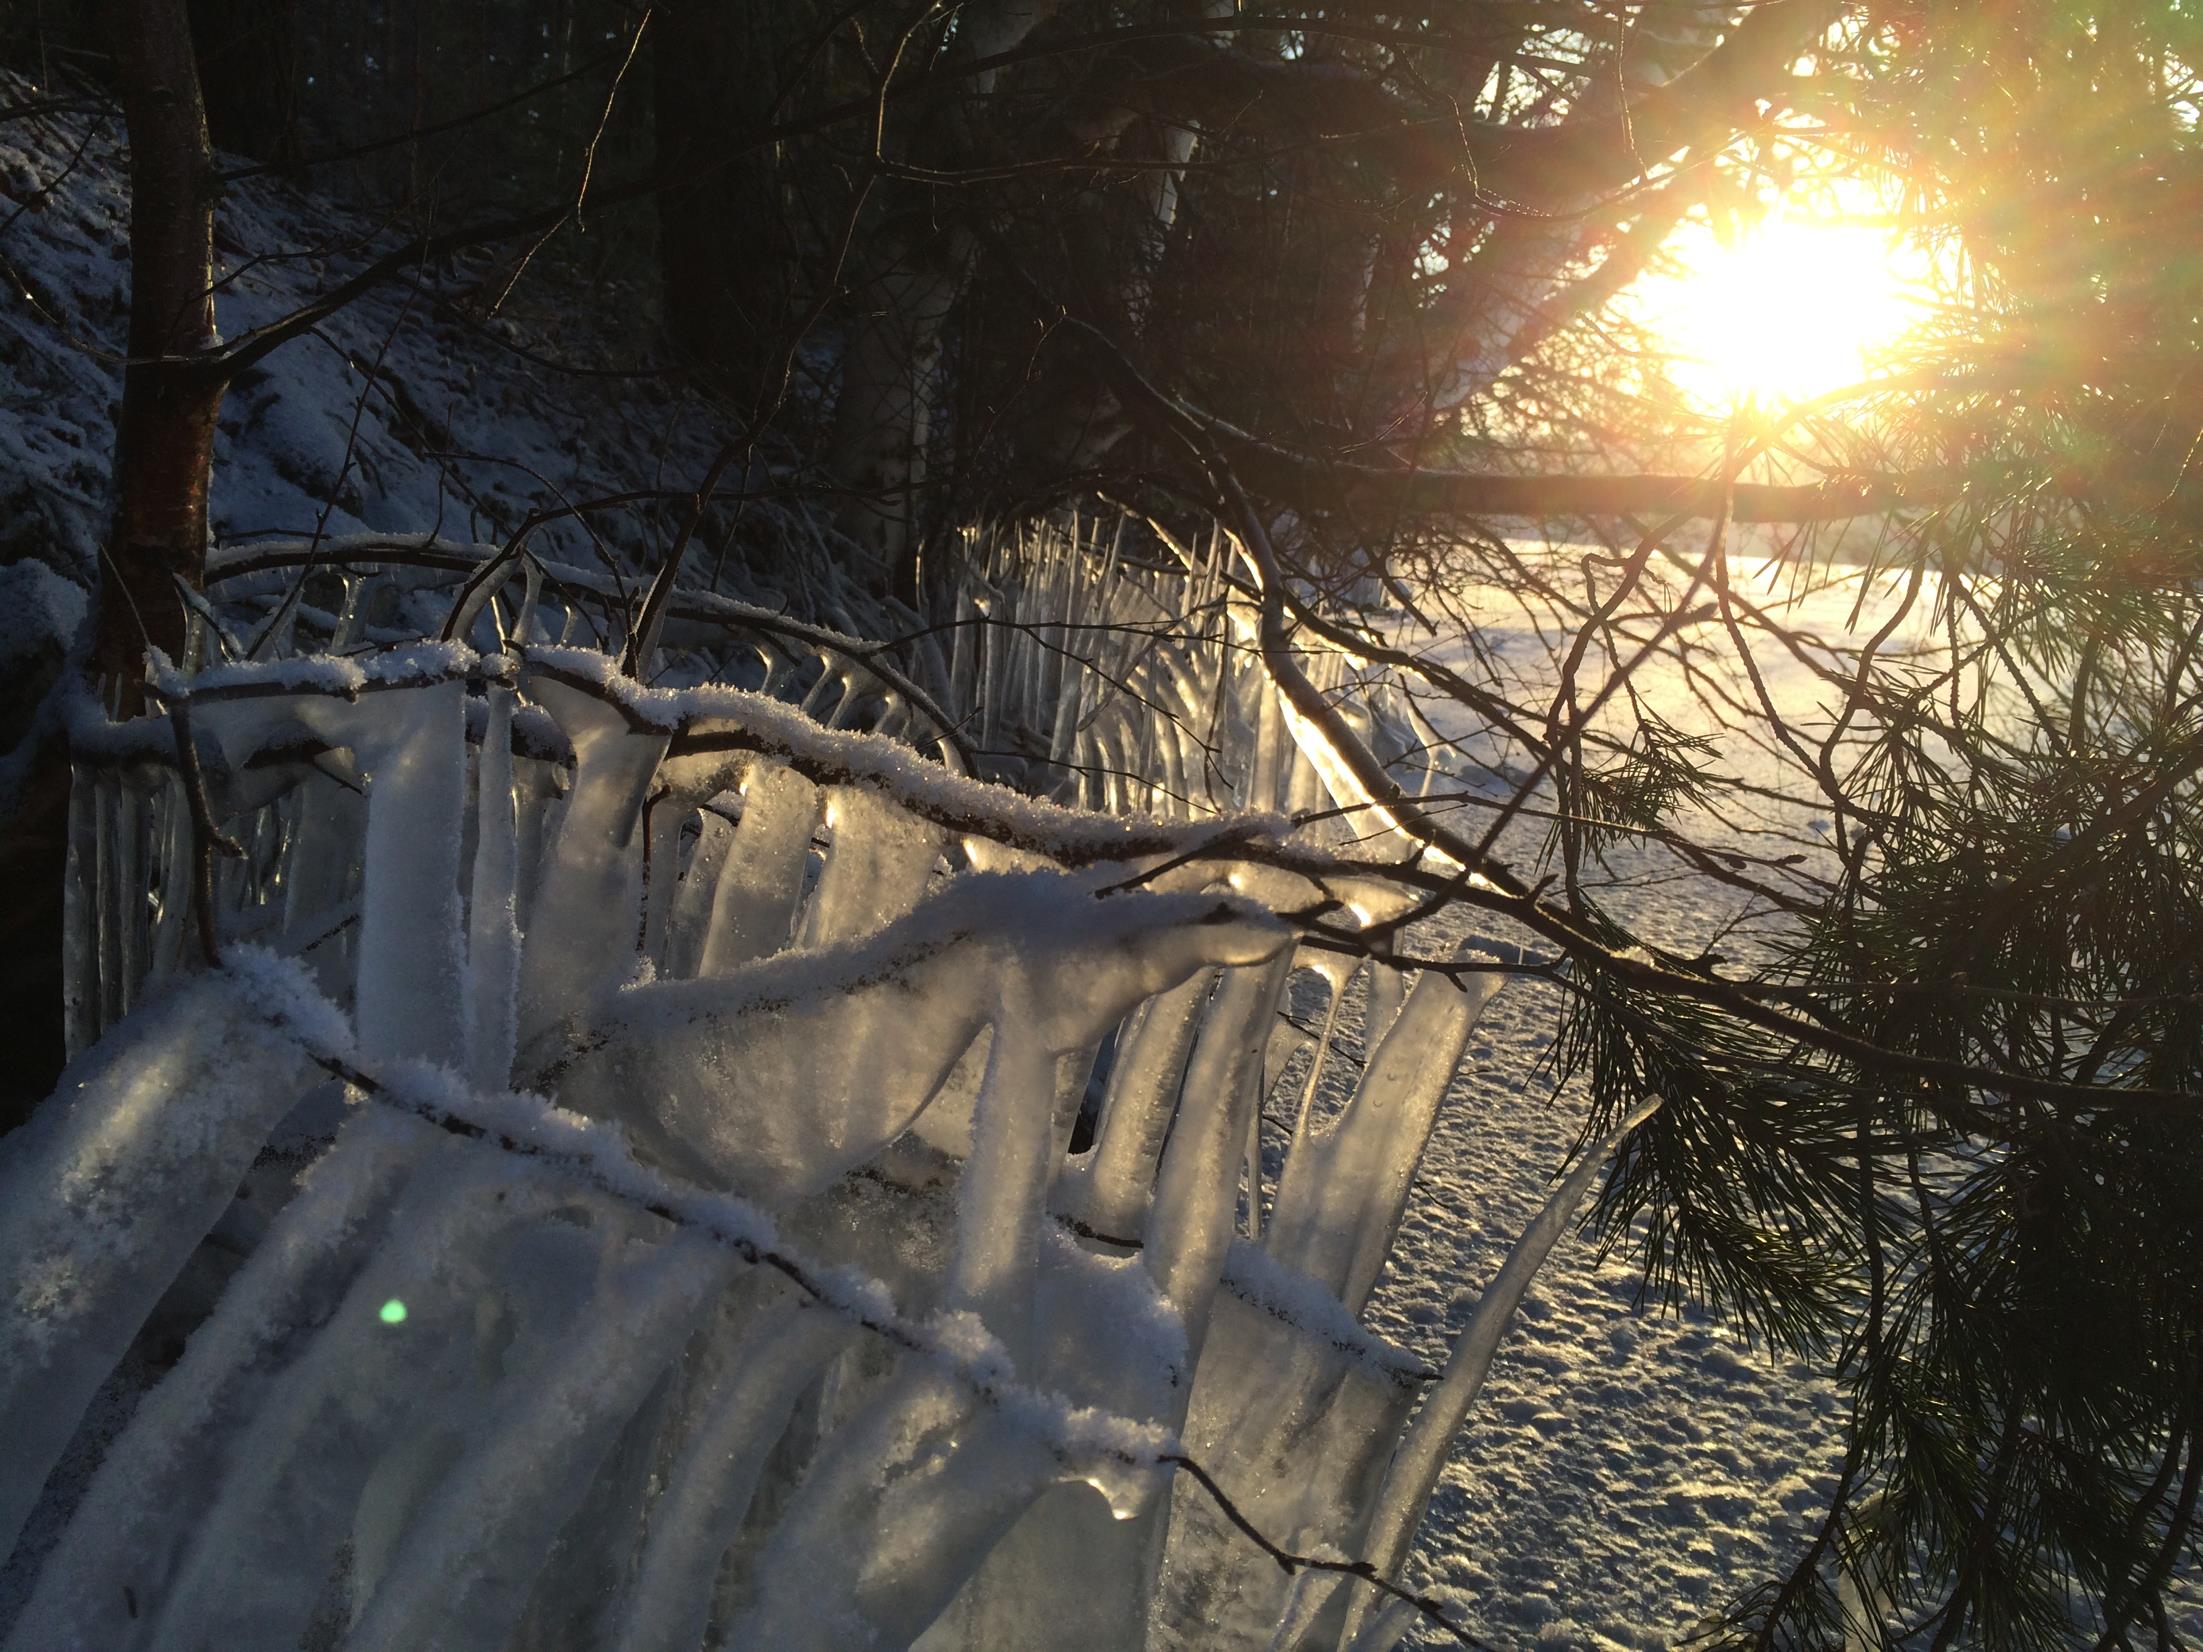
[1,529,1661,1652]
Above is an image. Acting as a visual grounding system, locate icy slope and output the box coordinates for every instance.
[0,68,829,750]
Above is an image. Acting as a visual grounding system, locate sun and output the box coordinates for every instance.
[1640,213,1919,410]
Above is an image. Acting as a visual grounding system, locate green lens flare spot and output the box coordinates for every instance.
[378,1298,408,1326]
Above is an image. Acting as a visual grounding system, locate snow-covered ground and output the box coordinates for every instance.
[1372,980,1847,1651]
[1362,556,1920,1649]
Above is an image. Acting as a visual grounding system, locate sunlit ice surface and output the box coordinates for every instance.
[1636,211,1923,410]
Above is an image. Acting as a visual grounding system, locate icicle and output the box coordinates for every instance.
[547,874,1287,1208]
[662,801,737,977]
[0,971,324,1568]
[468,678,522,1092]
[1247,670,1286,813]
[638,796,685,963]
[1283,954,1354,1144]
[801,784,942,947]
[949,584,982,722]
[719,1369,1059,1652]
[607,1297,851,1652]
[1060,968,1215,1239]
[1242,1078,1265,1240]
[697,761,821,973]
[798,660,848,725]
[1340,1595,1420,1652]
[24,577,1668,1652]
[278,760,367,1000]
[59,761,100,1057]
[1264,1567,1349,1652]
[110,772,145,1019]
[978,591,1006,754]
[1265,961,1504,1314]
[1154,706,1193,817]
[900,1027,996,1160]
[1046,662,1085,778]
[286,677,471,1066]
[915,1476,1157,1651]
[1040,550,1078,753]
[1143,955,1295,1355]
[946,983,1058,1360]
[1151,1242,1420,1648]
[93,768,121,1030]
[138,1149,584,1652]
[515,672,670,1043]
[1360,963,1407,1051]
[341,1231,738,1652]
[3,1111,429,1652]
[1340,1096,1665,1645]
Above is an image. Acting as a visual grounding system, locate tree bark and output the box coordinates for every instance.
[829,250,966,588]
[97,0,224,694]
[826,0,1061,592]
[2,0,224,1134]
[1206,416,1916,526]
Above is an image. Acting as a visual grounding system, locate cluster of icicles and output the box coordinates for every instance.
[2,538,1649,1652]
[928,514,1453,818]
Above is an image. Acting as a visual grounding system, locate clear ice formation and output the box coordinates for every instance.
[7,524,1658,1651]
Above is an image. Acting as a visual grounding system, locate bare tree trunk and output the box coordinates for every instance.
[1007,0,1231,491]
[829,248,967,589]
[826,0,1059,592]
[97,0,224,694]
[0,0,224,1134]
